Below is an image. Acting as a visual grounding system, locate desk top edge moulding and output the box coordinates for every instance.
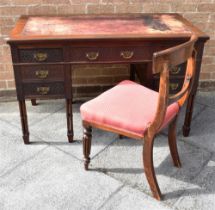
[7,13,209,43]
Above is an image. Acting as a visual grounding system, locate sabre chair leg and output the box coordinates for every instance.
[83,124,92,170]
[143,133,162,200]
[168,116,181,168]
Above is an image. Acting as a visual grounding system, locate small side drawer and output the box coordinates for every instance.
[20,65,64,81]
[19,48,63,63]
[23,82,65,98]
[169,79,184,94]
[154,78,184,94]
[170,62,186,76]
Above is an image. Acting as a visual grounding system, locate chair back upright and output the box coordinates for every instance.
[150,35,198,132]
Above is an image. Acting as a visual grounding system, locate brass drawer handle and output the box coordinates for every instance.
[86,52,99,60]
[171,67,181,75]
[120,51,134,59]
[36,87,50,95]
[34,52,48,62]
[35,70,49,79]
[170,83,179,91]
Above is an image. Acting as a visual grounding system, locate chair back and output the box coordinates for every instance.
[150,35,198,132]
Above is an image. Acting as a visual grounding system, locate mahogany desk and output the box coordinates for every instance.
[7,14,209,144]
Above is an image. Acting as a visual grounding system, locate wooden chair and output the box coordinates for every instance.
[80,35,197,200]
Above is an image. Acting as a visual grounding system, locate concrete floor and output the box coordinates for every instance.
[0,91,215,210]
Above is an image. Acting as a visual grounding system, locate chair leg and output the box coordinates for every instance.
[168,116,181,168]
[143,133,162,200]
[83,124,92,170]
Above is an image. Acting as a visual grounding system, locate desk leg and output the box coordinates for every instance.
[130,64,136,81]
[31,99,37,106]
[183,93,195,137]
[18,100,29,144]
[132,63,153,88]
[183,41,205,137]
[144,62,153,88]
[66,98,74,143]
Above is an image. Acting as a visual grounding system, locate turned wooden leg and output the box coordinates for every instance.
[168,116,181,168]
[83,125,92,170]
[66,99,74,143]
[132,63,153,88]
[31,99,37,106]
[18,100,29,144]
[143,133,162,200]
[183,93,195,137]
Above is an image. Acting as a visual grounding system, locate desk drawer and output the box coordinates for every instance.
[23,82,65,98]
[170,62,186,76]
[20,65,64,81]
[154,78,184,94]
[19,48,63,63]
[70,47,110,62]
[70,46,151,63]
[115,46,152,62]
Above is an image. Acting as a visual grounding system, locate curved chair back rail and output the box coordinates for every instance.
[150,35,198,132]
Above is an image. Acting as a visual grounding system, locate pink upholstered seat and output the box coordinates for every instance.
[80,80,179,138]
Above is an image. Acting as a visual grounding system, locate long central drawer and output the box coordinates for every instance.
[69,46,152,63]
